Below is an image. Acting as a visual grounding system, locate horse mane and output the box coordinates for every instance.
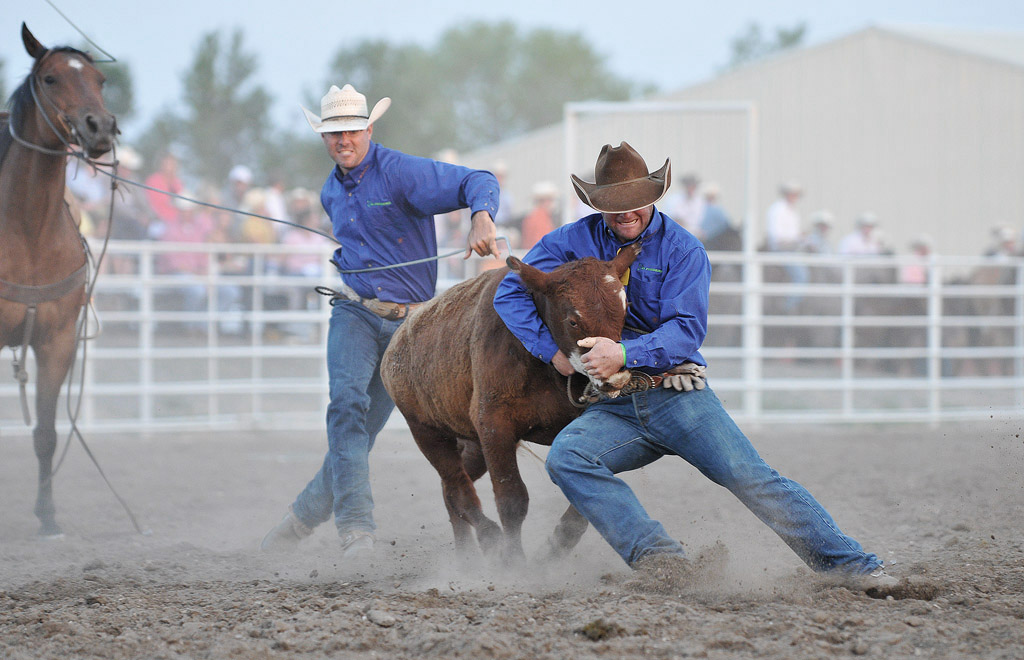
[1,46,94,169]
[0,113,11,169]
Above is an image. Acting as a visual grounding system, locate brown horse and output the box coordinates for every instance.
[381,247,639,561]
[0,24,117,537]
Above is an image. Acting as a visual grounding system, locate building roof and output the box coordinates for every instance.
[880,24,1024,69]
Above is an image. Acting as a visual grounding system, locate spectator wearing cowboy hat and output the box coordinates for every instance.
[261,83,501,558]
[802,210,835,254]
[838,212,883,256]
[494,142,895,593]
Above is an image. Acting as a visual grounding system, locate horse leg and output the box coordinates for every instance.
[31,335,76,538]
[407,421,502,555]
[478,424,530,562]
[541,504,590,560]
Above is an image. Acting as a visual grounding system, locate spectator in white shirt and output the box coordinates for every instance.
[672,173,705,235]
[765,181,803,251]
[837,213,882,256]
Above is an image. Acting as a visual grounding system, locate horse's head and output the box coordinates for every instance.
[508,242,641,394]
[20,23,117,158]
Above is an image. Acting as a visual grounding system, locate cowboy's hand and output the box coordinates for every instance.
[551,350,575,377]
[466,211,500,259]
[578,337,625,380]
[663,362,707,391]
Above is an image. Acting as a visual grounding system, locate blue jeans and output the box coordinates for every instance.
[545,385,882,574]
[291,300,402,536]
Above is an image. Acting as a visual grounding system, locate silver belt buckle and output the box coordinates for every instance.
[622,371,655,395]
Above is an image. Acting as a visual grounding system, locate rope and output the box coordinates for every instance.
[42,0,118,63]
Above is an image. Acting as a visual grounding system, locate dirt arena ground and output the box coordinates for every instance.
[1,418,1022,659]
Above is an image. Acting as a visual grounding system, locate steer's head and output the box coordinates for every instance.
[508,242,640,395]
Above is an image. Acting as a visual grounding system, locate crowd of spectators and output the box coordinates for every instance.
[70,149,1022,335]
[65,146,334,337]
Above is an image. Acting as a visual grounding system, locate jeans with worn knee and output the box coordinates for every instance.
[290,300,402,536]
[545,385,881,574]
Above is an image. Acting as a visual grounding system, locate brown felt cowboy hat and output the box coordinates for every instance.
[571,142,671,213]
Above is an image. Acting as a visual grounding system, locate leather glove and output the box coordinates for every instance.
[663,362,707,392]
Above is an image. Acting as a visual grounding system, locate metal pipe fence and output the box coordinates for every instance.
[1,241,1021,435]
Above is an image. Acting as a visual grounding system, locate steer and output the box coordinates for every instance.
[380,247,639,560]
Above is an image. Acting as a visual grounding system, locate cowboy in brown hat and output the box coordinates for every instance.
[493,141,896,594]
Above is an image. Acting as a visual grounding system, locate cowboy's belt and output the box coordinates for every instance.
[619,371,666,395]
[329,281,424,321]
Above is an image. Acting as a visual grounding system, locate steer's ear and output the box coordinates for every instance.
[611,241,642,280]
[22,24,47,61]
[507,256,549,293]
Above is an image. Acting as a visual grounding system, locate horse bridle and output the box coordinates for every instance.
[7,48,117,166]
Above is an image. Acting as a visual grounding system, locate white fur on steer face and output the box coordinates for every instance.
[568,349,601,385]
[67,57,85,71]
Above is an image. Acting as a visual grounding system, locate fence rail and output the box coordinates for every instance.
[1,242,1021,435]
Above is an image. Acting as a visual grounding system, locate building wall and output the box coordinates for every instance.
[464,28,1024,257]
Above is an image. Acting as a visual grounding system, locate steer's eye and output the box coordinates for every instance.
[43,75,57,84]
[568,319,578,327]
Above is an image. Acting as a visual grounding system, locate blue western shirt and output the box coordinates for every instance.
[493,208,710,372]
[322,141,500,303]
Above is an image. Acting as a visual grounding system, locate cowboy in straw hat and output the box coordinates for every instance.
[301,84,392,133]
[262,83,501,559]
[493,141,896,593]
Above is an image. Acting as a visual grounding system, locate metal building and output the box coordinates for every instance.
[462,25,1024,258]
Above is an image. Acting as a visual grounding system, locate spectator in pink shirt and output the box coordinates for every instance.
[144,151,184,238]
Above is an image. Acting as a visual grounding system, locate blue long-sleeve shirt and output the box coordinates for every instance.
[322,141,500,303]
[493,208,710,372]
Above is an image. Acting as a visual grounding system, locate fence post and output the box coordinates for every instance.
[1017,263,1024,411]
[139,246,154,425]
[742,255,762,420]
[208,250,219,420]
[927,258,943,427]
[840,262,855,420]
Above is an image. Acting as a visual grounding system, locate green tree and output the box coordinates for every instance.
[97,59,135,121]
[726,21,807,70]
[326,21,650,156]
[175,29,272,184]
[327,39,456,158]
[134,109,183,176]
[437,22,641,149]
[257,130,326,192]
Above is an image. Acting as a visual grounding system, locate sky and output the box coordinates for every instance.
[2,0,1023,138]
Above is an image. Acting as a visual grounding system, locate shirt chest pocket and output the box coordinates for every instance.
[363,201,408,238]
[628,271,663,321]
[631,269,663,297]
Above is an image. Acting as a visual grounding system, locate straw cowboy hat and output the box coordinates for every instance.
[571,142,671,213]
[302,84,391,133]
